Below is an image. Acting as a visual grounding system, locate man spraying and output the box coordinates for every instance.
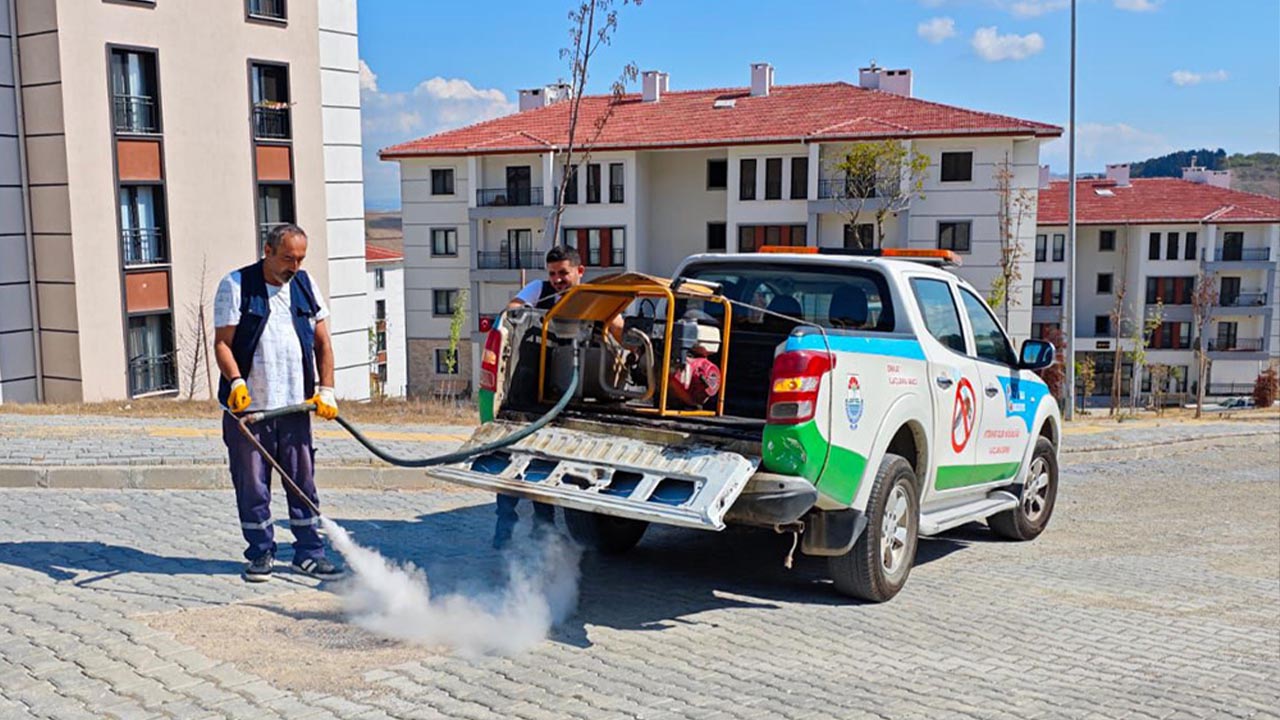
[213,224,344,582]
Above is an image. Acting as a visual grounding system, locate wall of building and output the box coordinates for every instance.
[725,143,809,248]
[644,147,727,276]
[367,261,405,397]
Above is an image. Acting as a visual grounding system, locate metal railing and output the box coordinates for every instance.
[129,352,177,396]
[1207,338,1264,352]
[1213,247,1271,262]
[1208,382,1256,396]
[247,0,286,19]
[113,95,158,134]
[476,187,542,207]
[609,248,625,266]
[817,177,877,200]
[121,228,167,266]
[477,250,543,269]
[253,106,291,140]
[1217,292,1268,307]
[609,184,625,203]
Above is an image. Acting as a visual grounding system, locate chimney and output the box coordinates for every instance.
[1039,165,1051,190]
[1105,163,1130,187]
[518,83,573,112]
[642,70,668,103]
[858,63,913,97]
[750,63,773,97]
[1182,165,1232,189]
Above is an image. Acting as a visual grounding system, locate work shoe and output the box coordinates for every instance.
[242,552,274,583]
[292,557,345,580]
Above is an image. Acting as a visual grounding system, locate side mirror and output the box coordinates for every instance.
[1019,339,1055,370]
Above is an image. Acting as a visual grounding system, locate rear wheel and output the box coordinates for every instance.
[564,509,648,554]
[829,453,919,602]
[988,436,1058,541]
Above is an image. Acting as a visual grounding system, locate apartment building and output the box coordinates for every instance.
[0,0,369,403]
[1035,164,1280,401]
[380,64,1062,397]
[366,243,406,397]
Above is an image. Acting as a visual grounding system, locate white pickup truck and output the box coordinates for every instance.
[433,248,1061,602]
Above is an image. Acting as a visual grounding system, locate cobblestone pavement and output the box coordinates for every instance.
[0,433,1277,719]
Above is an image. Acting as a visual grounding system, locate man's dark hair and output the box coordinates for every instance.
[545,245,581,267]
[265,223,307,251]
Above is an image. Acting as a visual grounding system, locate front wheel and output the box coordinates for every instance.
[563,509,648,554]
[828,453,919,602]
[988,436,1058,541]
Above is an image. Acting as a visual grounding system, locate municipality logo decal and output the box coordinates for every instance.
[846,375,864,429]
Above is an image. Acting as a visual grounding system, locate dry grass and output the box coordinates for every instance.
[0,395,478,426]
[1068,404,1279,428]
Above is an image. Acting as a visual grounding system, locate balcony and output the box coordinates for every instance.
[247,0,286,20]
[1214,247,1271,262]
[1207,338,1264,352]
[476,187,542,207]
[477,250,543,270]
[129,352,177,397]
[113,95,158,134]
[818,177,877,200]
[253,105,291,140]
[1218,292,1268,307]
[121,228,167,266]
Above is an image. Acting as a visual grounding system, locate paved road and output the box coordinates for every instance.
[0,432,1276,719]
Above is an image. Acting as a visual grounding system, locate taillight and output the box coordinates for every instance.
[766,350,833,424]
[479,329,502,391]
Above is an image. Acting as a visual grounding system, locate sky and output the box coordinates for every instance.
[356,0,1280,210]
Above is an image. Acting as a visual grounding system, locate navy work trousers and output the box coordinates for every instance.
[222,412,324,562]
[495,493,555,532]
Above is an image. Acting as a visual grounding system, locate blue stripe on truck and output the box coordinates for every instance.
[785,334,926,360]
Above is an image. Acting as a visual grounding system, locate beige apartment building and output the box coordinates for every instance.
[0,0,369,403]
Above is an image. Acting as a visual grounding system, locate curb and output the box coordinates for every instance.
[0,430,1273,491]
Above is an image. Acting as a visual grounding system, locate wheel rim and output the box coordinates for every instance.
[880,484,911,575]
[1021,457,1051,523]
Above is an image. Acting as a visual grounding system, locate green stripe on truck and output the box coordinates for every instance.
[934,461,1022,490]
[763,421,868,507]
[478,389,495,424]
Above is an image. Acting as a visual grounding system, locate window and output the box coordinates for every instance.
[1035,234,1047,262]
[1097,273,1113,294]
[586,163,601,204]
[1033,278,1063,306]
[960,289,1016,366]
[257,184,295,252]
[1215,321,1237,350]
[739,159,756,200]
[1099,229,1116,252]
[1145,276,1194,305]
[1149,322,1191,350]
[247,0,287,21]
[250,63,290,140]
[737,225,805,252]
[373,267,385,290]
[911,278,966,353]
[375,299,386,321]
[431,169,454,196]
[119,184,167,265]
[937,221,971,253]
[505,165,532,206]
[1095,315,1110,336]
[110,49,159,134]
[940,151,973,182]
[1148,232,1161,260]
[431,227,457,256]
[375,328,387,353]
[127,313,176,396]
[707,159,727,190]
[764,158,782,200]
[432,289,458,316]
[564,166,578,204]
[562,227,625,266]
[1221,231,1244,260]
[1052,234,1065,262]
[843,223,874,250]
[790,157,808,199]
[1031,322,1060,340]
[1166,232,1179,260]
[609,162,624,203]
[707,222,727,252]
[434,348,458,375]
[1185,231,1198,261]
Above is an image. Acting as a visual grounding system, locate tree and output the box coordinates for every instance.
[445,289,469,376]
[1190,268,1219,418]
[1128,302,1163,414]
[179,255,215,400]
[1253,364,1279,409]
[988,152,1035,327]
[1076,355,1097,416]
[1147,363,1169,416]
[828,140,929,249]
[546,0,642,246]
[1035,326,1068,402]
[1108,241,1129,417]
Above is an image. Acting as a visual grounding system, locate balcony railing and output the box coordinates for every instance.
[609,184,625,203]
[1218,292,1268,308]
[1208,382,1257,396]
[476,187,542,207]
[121,228,167,266]
[253,105,291,140]
[817,177,878,200]
[247,0,286,20]
[477,250,543,269]
[129,352,177,396]
[113,94,158,134]
[1213,247,1271,262]
[1208,338,1264,352]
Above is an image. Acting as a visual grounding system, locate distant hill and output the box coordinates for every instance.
[1127,149,1278,198]
[365,211,403,257]
[1130,148,1227,178]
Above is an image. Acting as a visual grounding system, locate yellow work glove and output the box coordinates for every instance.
[311,386,338,420]
[228,378,252,413]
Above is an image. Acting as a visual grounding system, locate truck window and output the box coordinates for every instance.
[959,288,1017,366]
[910,278,966,354]
[679,263,895,332]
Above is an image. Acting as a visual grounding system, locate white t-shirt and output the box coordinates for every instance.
[214,270,329,411]
[514,280,546,306]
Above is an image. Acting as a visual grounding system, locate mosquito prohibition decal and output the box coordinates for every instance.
[951,376,976,453]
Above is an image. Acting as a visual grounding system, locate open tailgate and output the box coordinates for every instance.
[427,421,759,530]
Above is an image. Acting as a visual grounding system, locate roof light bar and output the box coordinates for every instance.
[756,246,962,267]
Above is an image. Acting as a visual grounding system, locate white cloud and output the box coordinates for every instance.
[1009,0,1069,18]
[917,16,957,43]
[358,60,516,209]
[1115,0,1159,11]
[1040,122,1174,173]
[971,26,1045,61]
[1170,69,1229,87]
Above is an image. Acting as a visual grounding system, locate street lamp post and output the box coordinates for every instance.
[1064,0,1078,421]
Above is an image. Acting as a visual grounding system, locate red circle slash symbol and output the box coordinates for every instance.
[951,377,976,453]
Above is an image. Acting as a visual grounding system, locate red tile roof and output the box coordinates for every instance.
[1038,178,1280,225]
[379,82,1061,158]
[365,244,403,263]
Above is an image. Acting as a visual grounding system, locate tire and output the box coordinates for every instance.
[988,436,1058,541]
[563,509,649,554]
[829,453,919,602]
